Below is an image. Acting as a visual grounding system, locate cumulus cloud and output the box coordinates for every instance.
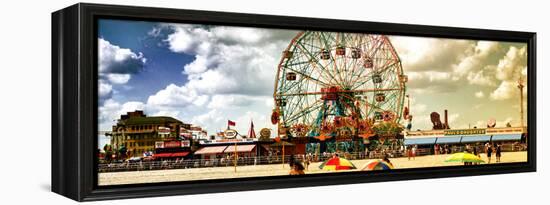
[393,35,528,105]
[393,37,502,93]
[453,41,499,76]
[99,38,146,74]
[495,46,527,81]
[161,24,295,96]
[98,38,147,104]
[490,81,517,100]
[147,83,209,108]
[105,73,131,84]
[489,46,527,100]
[466,67,497,86]
[391,36,472,72]
[99,81,113,102]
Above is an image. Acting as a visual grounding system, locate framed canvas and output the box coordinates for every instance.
[52,3,536,201]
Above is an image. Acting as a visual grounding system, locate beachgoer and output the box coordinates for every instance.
[496,144,502,163]
[289,160,305,175]
[486,144,493,163]
[412,145,417,160]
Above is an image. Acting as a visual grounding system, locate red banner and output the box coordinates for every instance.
[164,141,181,148]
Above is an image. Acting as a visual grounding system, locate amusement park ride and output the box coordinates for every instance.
[271,31,409,153]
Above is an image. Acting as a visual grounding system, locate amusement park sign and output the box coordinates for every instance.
[155,140,191,148]
[224,129,238,138]
[444,129,486,136]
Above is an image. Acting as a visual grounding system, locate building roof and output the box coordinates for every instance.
[224,145,256,153]
[194,146,228,155]
[120,116,183,125]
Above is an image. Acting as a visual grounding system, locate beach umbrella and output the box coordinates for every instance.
[319,157,356,171]
[361,160,394,171]
[444,152,485,163]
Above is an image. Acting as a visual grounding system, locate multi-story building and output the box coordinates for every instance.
[110,110,191,157]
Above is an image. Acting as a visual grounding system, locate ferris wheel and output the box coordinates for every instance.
[271,31,407,139]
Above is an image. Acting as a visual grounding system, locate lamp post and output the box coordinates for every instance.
[517,76,525,145]
[517,77,525,128]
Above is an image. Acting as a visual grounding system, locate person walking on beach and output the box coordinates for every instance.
[289,160,305,175]
[303,154,310,170]
[472,146,480,165]
[411,145,417,160]
[496,144,502,163]
[407,146,412,160]
[486,144,493,164]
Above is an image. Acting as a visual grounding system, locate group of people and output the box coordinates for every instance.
[463,143,502,164]
[434,144,452,155]
[406,145,417,160]
[484,142,502,163]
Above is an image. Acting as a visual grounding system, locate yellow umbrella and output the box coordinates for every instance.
[444,152,485,163]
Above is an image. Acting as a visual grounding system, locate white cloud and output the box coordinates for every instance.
[393,37,510,94]
[191,109,225,131]
[106,73,131,84]
[391,36,472,72]
[490,81,517,100]
[475,91,485,98]
[99,38,146,74]
[495,46,527,81]
[453,41,499,76]
[486,46,527,101]
[466,66,497,86]
[98,38,147,104]
[147,84,209,107]
[163,24,295,96]
[98,81,113,101]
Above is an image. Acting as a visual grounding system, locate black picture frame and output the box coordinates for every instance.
[52,3,536,202]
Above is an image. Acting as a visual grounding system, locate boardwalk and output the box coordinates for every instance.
[99,151,527,185]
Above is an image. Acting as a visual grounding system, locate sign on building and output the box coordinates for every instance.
[224,129,238,138]
[158,126,171,135]
[444,129,486,136]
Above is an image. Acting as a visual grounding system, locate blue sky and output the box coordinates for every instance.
[98,19,528,148]
[98,20,192,103]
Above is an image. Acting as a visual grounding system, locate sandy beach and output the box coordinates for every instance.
[99,151,527,185]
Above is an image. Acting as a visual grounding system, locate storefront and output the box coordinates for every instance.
[404,127,525,155]
[223,144,257,157]
[193,146,228,160]
[153,139,191,160]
